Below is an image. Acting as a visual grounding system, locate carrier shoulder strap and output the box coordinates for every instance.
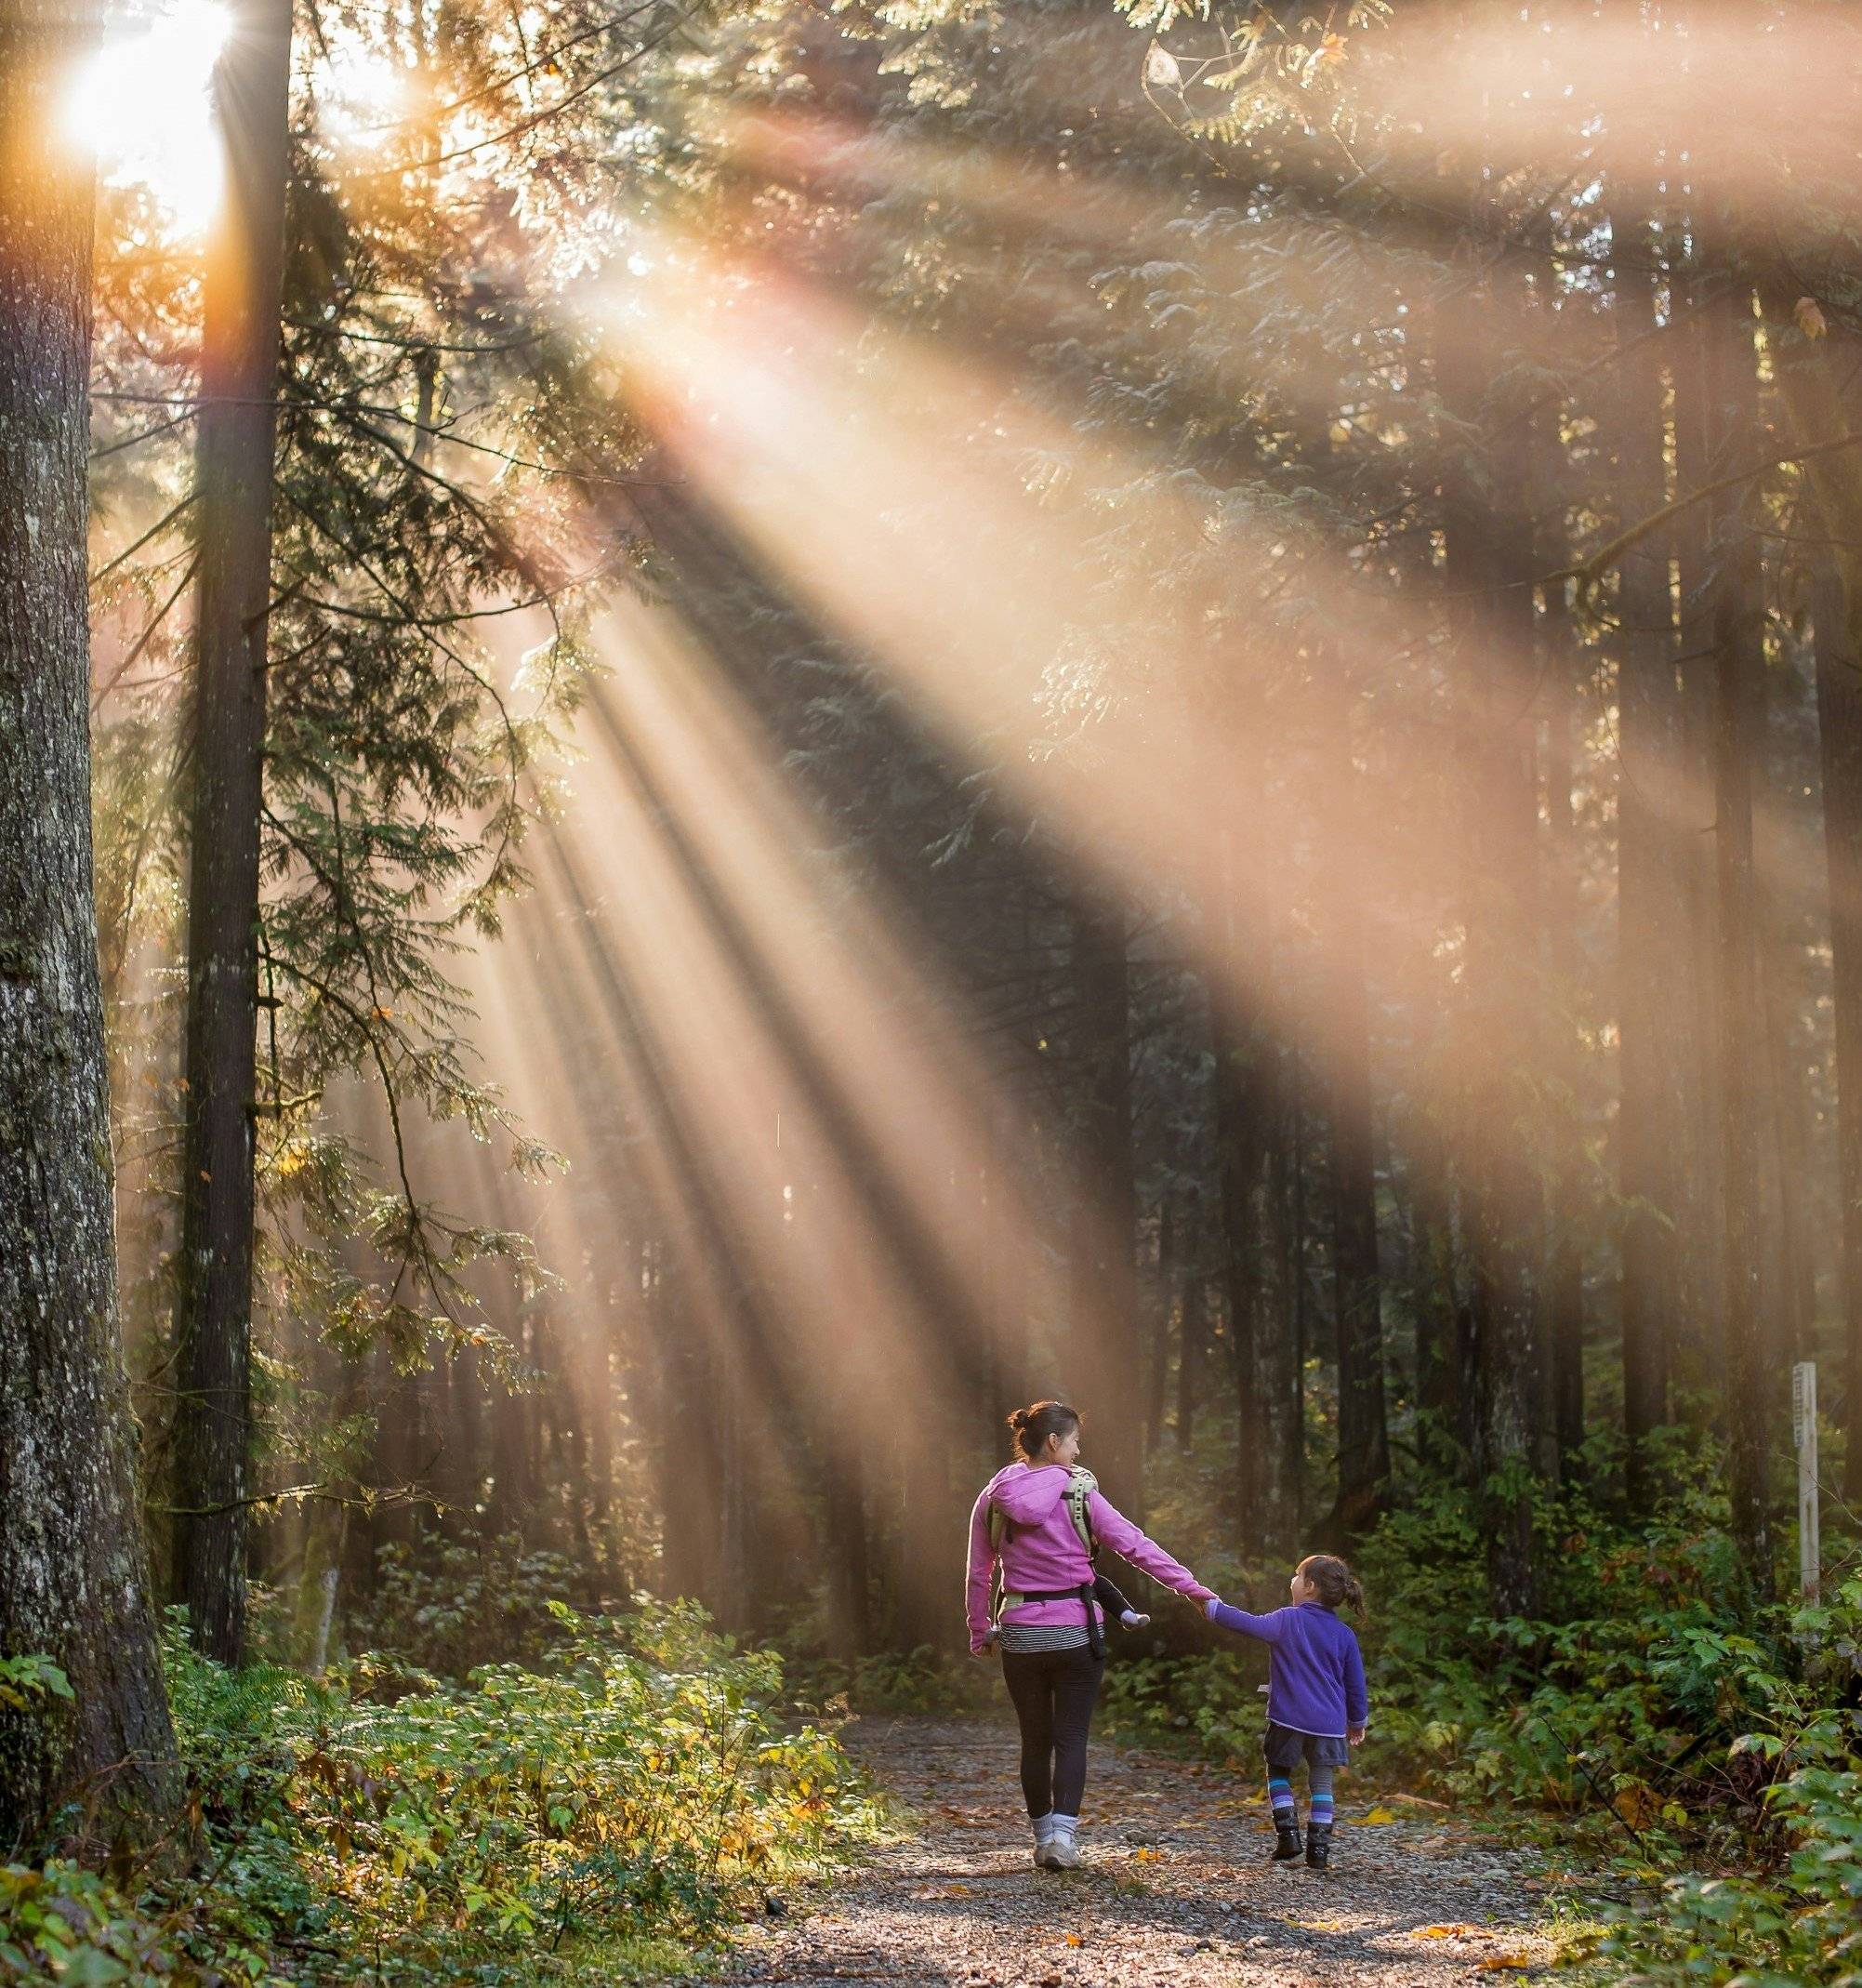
[1064,1466,1099,1560]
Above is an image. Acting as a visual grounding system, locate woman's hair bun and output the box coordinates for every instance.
[1006,1399,1081,1457]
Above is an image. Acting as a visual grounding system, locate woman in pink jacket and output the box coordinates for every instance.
[965,1399,1214,1870]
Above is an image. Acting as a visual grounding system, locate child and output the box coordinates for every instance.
[1092,1571,1152,1633]
[1204,1555,1367,1870]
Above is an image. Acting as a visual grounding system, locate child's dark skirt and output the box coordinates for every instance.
[1262,1723,1350,1771]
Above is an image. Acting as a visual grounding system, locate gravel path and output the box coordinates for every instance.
[723,1715,1565,1986]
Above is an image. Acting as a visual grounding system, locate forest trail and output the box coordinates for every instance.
[720,1716,1565,1987]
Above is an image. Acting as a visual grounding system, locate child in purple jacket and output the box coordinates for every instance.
[1204,1554,1368,1870]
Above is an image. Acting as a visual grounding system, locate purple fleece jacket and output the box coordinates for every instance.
[965,1463,1213,1655]
[1205,1598,1368,1738]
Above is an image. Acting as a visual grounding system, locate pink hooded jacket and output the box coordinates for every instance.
[964,1463,1214,1655]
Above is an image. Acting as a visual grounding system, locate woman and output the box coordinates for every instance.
[965,1399,1214,1870]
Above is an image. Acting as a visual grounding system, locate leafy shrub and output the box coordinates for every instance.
[1,1599,878,1985]
[348,1532,598,1677]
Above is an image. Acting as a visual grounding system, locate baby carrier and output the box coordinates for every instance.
[988,1466,1105,1657]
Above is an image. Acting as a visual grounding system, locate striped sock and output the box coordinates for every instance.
[1268,1776,1296,1827]
[1309,1764,1335,1829]
[1309,1793,1334,1826]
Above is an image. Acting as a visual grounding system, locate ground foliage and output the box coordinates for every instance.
[0,1600,877,1985]
[1088,1455,1862,1985]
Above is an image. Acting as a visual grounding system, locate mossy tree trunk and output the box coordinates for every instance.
[0,0,178,1845]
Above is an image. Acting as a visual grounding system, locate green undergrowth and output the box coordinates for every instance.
[3,1600,879,1986]
[1095,1438,1862,1985]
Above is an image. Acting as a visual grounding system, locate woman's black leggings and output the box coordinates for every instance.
[1000,1645,1104,1818]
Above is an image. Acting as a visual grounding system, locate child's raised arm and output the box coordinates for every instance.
[1204,1597,1289,1642]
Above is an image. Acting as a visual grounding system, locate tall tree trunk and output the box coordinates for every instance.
[1813,561,1862,1493]
[171,0,295,1664]
[0,0,179,1838]
[1541,616,1587,1477]
[1176,1277,1206,1450]
[1145,1199,1176,1457]
[1319,713,1389,1536]
[1767,317,1862,1492]
[1260,1051,1304,1550]
[1439,300,1543,1618]
[1611,232,1681,1493]
[1706,284,1774,1597]
[1067,886,1142,1509]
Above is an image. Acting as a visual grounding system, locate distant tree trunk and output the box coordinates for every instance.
[292,1356,363,1674]
[1176,1278,1206,1450]
[1671,281,1726,1398]
[1813,562,1862,1494]
[1439,288,1543,1617]
[0,0,179,1838]
[171,0,295,1664]
[1407,1110,1460,1445]
[1145,1199,1177,1456]
[1067,887,1142,1510]
[1541,616,1587,1477]
[1706,284,1775,1598]
[1610,233,1680,1494]
[1260,1052,1305,1548]
[1769,306,1862,1493]
[1318,712,1389,1536]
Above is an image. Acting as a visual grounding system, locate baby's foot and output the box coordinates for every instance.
[1119,1609,1151,1629]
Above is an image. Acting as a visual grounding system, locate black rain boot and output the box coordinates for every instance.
[1304,1822,1333,1870]
[1271,1823,1304,1862]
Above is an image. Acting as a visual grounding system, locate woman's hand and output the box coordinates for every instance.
[1347,1724,1367,1745]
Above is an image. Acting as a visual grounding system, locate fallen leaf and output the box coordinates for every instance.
[1479,1958,1534,1973]
[1362,1806,1397,1824]
[1411,1924,1482,1941]
[1797,296,1829,340]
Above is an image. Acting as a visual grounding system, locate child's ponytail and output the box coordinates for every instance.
[1299,1553,1367,1620]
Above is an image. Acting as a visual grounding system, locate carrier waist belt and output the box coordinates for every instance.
[998,1583,1103,1658]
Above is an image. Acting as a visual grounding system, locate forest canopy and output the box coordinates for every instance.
[4,0,1862,1981]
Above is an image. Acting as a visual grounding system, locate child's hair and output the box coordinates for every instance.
[1008,1400,1081,1458]
[1298,1553,1367,1618]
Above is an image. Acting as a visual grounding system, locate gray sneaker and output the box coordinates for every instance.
[1044,1832,1082,1871]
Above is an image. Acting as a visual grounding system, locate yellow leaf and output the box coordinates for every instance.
[1479,1958,1533,1973]
[1362,1806,1396,1823]
[1412,1925,1480,1941]
[1796,296,1829,340]
[1064,1933,1083,1946]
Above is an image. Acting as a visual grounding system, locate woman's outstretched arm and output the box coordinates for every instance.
[1087,1492,1216,1604]
[964,1486,997,1652]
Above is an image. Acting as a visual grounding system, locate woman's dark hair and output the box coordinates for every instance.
[1007,1400,1081,1459]
[1297,1553,1367,1618]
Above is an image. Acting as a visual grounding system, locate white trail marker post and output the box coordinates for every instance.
[1792,1360,1819,1603]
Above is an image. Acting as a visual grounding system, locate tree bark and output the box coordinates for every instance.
[0,0,179,1841]
[1176,1277,1205,1450]
[1318,719,1390,1536]
[1066,886,1142,1510]
[1812,562,1862,1493]
[1438,303,1543,1618]
[1705,284,1774,1598]
[1610,232,1681,1494]
[171,0,295,1664]
[1767,324,1862,1496]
